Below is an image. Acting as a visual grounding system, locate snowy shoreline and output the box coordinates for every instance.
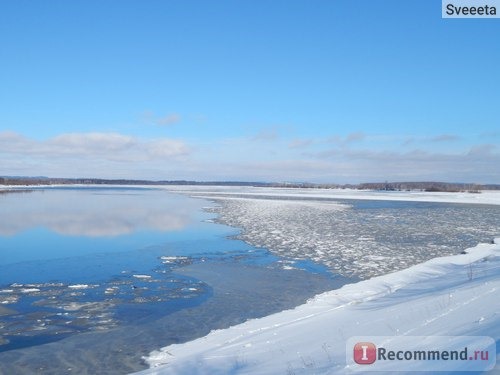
[3,184,500,206]
[162,185,500,206]
[137,238,500,374]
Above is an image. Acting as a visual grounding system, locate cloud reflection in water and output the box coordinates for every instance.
[0,188,198,237]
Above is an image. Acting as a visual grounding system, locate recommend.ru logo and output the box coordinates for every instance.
[347,336,496,372]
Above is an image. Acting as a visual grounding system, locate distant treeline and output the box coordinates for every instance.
[356,182,500,192]
[1,176,499,191]
[0,176,276,187]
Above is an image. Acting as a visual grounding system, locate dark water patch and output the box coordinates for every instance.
[0,260,349,375]
[0,241,332,355]
[0,258,211,353]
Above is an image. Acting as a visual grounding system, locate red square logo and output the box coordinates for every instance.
[353,342,377,364]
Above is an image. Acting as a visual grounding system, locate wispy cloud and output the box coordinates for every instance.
[289,138,313,149]
[310,144,499,183]
[404,133,461,145]
[346,132,366,143]
[467,143,497,158]
[480,131,500,139]
[429,134,460,142]
[156,113,181,126]
[142,111,181,126]
[251,129,279,142]
[1,130,498,183]
[328,132,366,146]
[48,133,136,155]
[189,114,208,123]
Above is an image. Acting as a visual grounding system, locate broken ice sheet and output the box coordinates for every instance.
[205,196,500,279]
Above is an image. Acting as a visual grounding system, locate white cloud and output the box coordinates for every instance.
[49,132,136,154]
[146,138,190,158]
[167,139,500,184]
[0,131,189,161]
[289,138,313,149]
[156,113,181,126]
[0,131,190,177]
[467,143,496,157]
[141,111,181,126]
[328,132,366,146]
[345,131,366,143]
[480,131,500,139]
[1,131,498,184]
[404,134,461,145]
[429,134,460,142]
[0,130,31,152]
[310,145,500,183]
[250,130,279,142]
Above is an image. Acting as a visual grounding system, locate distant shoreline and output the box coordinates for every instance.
[1,176,499,192]
[3,183,500,206]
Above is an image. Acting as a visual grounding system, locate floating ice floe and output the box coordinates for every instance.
[159,256,191,266]
[68,284,90,289]
[19,288,40,293]
[0,265,210,345]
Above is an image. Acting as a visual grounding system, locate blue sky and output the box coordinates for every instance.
[1,1,499,183]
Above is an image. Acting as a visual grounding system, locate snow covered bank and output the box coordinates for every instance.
[163,186,500,206]
[5,185,500,206]
[137,239,500,374]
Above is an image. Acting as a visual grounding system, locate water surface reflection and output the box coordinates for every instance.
[0,187,197,237]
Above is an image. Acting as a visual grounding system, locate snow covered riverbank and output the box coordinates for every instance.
[163,186,500,206]
[138,239,500,374]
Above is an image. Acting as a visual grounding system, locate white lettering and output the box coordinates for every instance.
[361,345,369,361]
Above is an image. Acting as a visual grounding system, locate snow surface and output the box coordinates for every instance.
[5,184,500,206]
[137,239,500,374]
[162,186,500,206]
